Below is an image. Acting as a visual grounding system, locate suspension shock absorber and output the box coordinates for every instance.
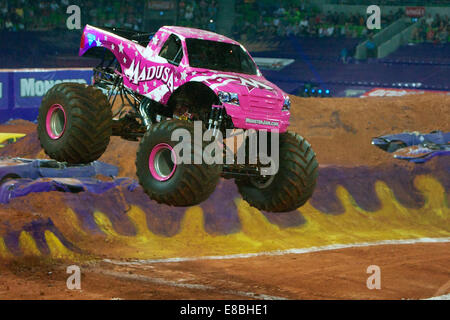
[139,98,152,130]
[208,105,224,138]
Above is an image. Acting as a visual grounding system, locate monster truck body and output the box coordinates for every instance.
[79,25,290,132]
[36,25,317,212]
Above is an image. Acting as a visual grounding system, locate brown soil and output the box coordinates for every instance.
[0,94,448,174]
[289,94,449,167]
[99,137,139,178]
[0,94,448,300]
[0,119,37,135]
[0,242,448,300]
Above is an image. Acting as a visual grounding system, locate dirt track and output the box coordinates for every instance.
[0,94,448,299]
[1,242,449,300]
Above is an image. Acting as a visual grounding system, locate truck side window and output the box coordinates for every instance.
[159,34,183,65]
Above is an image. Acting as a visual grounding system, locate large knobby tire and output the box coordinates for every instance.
[37,83,112,164]
[136,120,222,206]
[236,132,318,212]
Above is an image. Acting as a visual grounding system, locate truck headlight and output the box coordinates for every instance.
[282,97,291,111]
[218,91,239,106]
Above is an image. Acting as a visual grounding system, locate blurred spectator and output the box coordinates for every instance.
[185,4,194,22]
[411,19,427,42]
[232,0,396,41]
[426,26,435,42]
[365,35,377,58]
[425,13,434,27]
[178,0,218,31]
[1,0,446,47]
[0,0,146,31]
[340,47,348,63]
[411,14,449,44]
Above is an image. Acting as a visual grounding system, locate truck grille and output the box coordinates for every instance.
[247,94,282,110]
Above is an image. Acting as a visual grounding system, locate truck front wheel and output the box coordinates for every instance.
[136,120,222,206]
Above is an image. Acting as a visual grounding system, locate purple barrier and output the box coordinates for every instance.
[0,69,93,123]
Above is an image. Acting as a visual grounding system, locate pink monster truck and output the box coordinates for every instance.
[37,25,318,212]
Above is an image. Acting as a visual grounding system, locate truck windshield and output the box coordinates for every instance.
[186,38,257,75]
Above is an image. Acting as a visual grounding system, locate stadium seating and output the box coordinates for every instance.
[252,37,450,95]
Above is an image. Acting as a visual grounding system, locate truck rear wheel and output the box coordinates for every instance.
[236,132,318,212]
[37,83,112,164]
[136,120,222,206]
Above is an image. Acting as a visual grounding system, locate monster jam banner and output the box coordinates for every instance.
[0,69,93,123]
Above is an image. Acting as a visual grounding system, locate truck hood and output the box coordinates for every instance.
[186,70,287,102]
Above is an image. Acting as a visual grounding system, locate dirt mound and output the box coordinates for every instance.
[0,120,37,134]
[0,94,447,173]
[289,93,449,167]
[0,132,45,159]
[99,138,139,178]
[0,95,448,299]
[0,157,448,261]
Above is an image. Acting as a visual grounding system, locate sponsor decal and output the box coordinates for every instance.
[245,118,279,127]
[20,78,87,97]
[406,6,425,17]
[86,33,97,46]
[125,59,174,92]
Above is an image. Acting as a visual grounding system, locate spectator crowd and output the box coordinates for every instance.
[0,0,448,45]
[233,0,405,41]
[0,0,218,32]
[177,0,218,32]
[411,13,449,43]
[0,0,145,31]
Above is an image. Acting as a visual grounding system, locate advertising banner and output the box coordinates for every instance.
[361,88,449,97]
[253,57,295,71]
[405,7,426,18]
[0,69,93,123]
[13,69,92,109]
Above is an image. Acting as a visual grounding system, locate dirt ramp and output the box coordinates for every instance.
[0,94,448,262]
[0,157,447,261]
[289,94,450,166]
[0,94,448,171]
[311,157,449,214]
